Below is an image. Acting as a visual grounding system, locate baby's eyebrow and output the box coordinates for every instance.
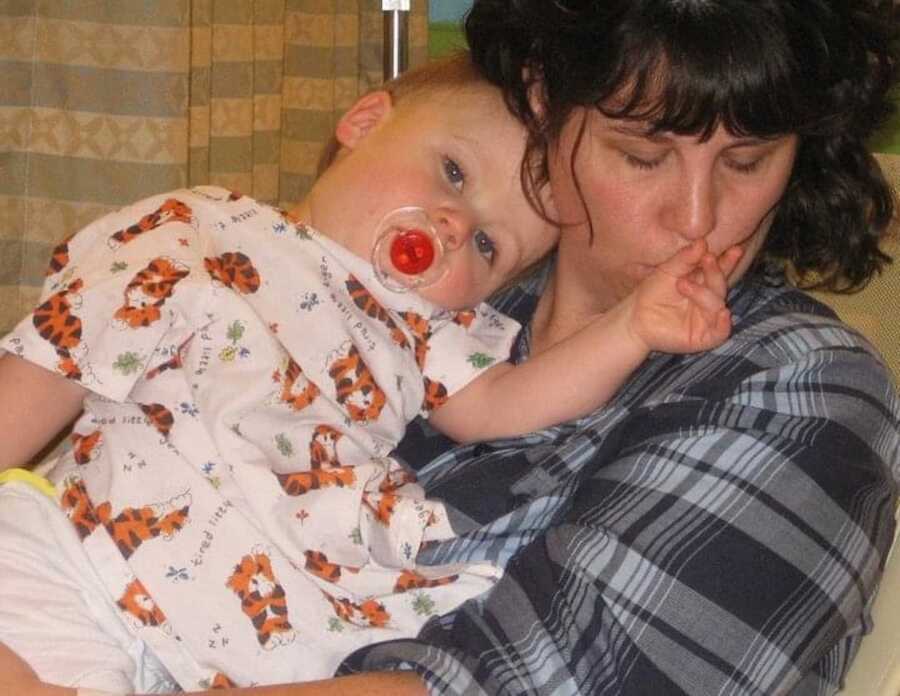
[447,132,481,147]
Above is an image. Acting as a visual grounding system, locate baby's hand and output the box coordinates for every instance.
[628,239,743,355]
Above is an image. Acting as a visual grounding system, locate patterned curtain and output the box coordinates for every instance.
[0,0,428,334]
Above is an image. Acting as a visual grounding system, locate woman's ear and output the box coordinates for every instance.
[335,90,393,149]
[524,67,546,118]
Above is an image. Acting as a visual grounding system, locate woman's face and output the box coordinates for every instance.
[548,107,798,311]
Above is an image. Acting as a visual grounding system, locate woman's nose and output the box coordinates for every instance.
[434,206,472,251]
[661,173,718,240]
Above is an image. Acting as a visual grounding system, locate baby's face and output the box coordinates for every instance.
[318,84,558,310]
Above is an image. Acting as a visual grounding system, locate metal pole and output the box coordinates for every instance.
[382,0,410,81]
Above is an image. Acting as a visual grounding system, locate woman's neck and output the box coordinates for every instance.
[530,251,616,356]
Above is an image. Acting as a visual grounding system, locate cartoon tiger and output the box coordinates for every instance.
[345,275,408,348]
[45,233,75,276]
[145,334,194,380]
[59,477,101,540]
[452,309,476,329]
[208,672,237,689]
[399,312,449,412]
[277,358,320,411]
[361,490,398,527]
[393,569,459,593]
[32,278,84,380]
[321,590,390,628]
[304,550,359,584]
[96,492,192,559]
[59,481,191,558]
[399,311,431,370]
[309,424,342,468]
[114,257,190,329]
[226,549,295,649]
[377,466,416,493]
[107,198,193,249]
[422,377,449,412]
[117,578,167,628]
[204,251,261,294]
[275,466,356,497]
[71,430,102,465]
[137,402,175,438]
[326,342,386,423]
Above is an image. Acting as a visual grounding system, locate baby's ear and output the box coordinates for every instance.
[335,90,393,149]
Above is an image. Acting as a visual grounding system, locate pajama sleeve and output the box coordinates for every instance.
[417,304,521,417]
[1,191,205,403]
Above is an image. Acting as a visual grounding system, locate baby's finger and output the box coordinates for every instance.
[710,307,733,343]
[700,253,728,298]
[676,276,727,315]
[696,307,733,350]
[716,246,744,282]
[658,239,708,277]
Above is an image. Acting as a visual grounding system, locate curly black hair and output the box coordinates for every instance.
[465,0,899,290]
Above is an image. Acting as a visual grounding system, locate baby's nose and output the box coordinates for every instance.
[435,207,473,251]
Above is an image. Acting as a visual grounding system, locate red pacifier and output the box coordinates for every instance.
[371,207,447,292]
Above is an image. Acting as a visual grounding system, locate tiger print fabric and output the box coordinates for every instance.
[0,186,515,688]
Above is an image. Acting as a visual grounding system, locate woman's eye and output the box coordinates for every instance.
[622,151,663,171]
[725,158,763,174]
[443,157,465,190]
[473,229,496,264]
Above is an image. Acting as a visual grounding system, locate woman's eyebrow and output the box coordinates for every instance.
[725,136,777,150]
[610,124,775,148]
[609,123,668,141]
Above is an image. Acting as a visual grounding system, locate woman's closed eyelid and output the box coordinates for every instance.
[621,149,666,170]
[722,148,771,173]
[725,158,762,173]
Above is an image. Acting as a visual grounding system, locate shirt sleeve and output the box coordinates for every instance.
[0,191,205,403]
[340,307,900,695]
[418,304,521,416]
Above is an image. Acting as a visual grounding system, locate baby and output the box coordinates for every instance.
[0,54,738,693]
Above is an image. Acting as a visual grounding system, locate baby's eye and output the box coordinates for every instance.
[443,157,465,190]
[473,229,496,264]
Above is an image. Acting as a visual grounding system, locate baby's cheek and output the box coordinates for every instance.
[420,268,481,311]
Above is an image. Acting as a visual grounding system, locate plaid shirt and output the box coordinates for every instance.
[339,263,900,695]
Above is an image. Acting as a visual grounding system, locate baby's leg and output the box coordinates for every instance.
[0,481,178,693]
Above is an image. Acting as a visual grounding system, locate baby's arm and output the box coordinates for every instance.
[430,240,741,443]
[0,354,86,472]
[0,638,425,696]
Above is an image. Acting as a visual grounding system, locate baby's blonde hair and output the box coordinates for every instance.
[316,52,487,176]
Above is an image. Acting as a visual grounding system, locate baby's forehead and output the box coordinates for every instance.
[403,79,506,111]
[401,84,520,136]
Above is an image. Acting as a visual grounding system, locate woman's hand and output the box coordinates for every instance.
[628,239,743,355]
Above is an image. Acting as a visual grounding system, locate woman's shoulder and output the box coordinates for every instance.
[729,276,891,375]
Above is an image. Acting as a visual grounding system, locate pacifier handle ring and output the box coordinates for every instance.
[371,206,447,293]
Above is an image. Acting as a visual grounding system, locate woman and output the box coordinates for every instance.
[339,1,900,694]
[4,0,899,694]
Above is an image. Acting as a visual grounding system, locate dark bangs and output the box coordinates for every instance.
[583,2,830,140]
